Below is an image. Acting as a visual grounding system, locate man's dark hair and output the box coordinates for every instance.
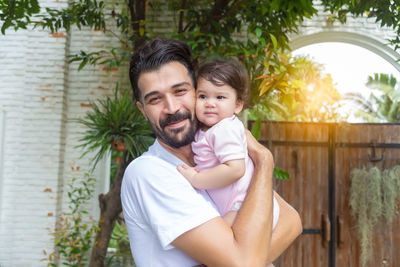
[129,38,196,102]
[197,58,250,107]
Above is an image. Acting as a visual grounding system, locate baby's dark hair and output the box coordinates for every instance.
[197,58,249,106]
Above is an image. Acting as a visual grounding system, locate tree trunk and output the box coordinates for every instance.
[88,1,147,266]
[89,153,132,267]
[129,0,147,48]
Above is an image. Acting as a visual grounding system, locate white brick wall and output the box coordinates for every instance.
[0,9,70,266]
[0,0,398,266]
[0,0,128,265]
[0,108,4,217]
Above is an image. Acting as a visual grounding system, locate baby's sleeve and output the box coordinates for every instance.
[208,118,246,164]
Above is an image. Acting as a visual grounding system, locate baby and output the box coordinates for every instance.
[177,59,279,232]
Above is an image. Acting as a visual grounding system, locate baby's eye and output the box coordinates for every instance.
[217,95,225,99]
[198,94,206,99]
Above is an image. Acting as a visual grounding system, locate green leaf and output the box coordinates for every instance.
[78,58,88,70]
[274,167,290,180]
[255,27,262,38]
[251,117,262,140]
[269,33,278,50]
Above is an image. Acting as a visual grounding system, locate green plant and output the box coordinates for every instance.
[46,174,98,267]
[344,73,400,122]
[105,222,135,267]
[349,167,380,266]
[248,55,344,122]
[75,84,154,169]
[75,84,153,266]
[349,166,400,266]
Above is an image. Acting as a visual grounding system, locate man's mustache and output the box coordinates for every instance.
[159,111,192,129]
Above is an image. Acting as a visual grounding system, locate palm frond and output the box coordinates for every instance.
[73,84,154,170]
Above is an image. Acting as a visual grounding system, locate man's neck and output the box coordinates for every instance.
[158,139,195,166]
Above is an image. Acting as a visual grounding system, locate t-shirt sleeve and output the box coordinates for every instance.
[121,156,220,250]
[208,118,246,163]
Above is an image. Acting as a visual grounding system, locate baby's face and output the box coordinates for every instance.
[195,78,243,129]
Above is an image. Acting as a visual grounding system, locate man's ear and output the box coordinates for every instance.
[234,99,244,115]
[136,101,147,120]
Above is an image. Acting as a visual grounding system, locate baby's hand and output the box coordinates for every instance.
[177,164,199,185]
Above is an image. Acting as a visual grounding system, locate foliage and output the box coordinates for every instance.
[248,55,344,122]
[45,174,99,267]
[381,167,400,223]
[0,0,106,34]
[344,73,400,122]
[321,0,400,50]
[109,149,123,184]
[105,222,135,267]
[67,48,129,72]
[75,85,154,169]
[349,166,400,266]
[0,0,40,34]
[170,0,317,105]
[273,167,290,180]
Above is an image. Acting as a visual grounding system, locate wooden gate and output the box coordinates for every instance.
[255,121,400,267]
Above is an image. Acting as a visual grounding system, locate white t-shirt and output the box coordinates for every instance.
[121,139,220,267]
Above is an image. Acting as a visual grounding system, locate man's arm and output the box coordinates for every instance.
[267,191,303,264]
[193,192,303,267]
[172,131,274,267]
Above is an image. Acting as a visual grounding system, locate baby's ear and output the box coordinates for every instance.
[234,99,244,114]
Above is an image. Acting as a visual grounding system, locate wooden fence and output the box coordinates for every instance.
[254,121,400,267]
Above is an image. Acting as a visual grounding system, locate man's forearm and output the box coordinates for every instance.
[193,192,301,267]
[231,132,274,266]
[267,192,303,264]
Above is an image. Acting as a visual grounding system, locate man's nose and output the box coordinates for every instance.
[164,94,180,114]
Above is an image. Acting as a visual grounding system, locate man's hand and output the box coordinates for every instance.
[245,129,273,167]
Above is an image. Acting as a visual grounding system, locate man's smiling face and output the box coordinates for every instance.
[136,61,198,148]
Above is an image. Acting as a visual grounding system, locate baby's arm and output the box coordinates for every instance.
[177,159,245,189]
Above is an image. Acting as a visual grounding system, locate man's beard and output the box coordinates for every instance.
[150,110,197,148]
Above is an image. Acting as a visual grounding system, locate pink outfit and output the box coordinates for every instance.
[192,116,253,216]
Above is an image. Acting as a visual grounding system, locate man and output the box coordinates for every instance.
[121,38,302,267]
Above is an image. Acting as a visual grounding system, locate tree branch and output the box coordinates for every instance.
[128,0,146,48]
[209,0,231,21]
[178,0,187,33]
[219,0,246,21]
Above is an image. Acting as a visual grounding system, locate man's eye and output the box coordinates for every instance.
[175,89,187,95]
[149,97,161,104]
